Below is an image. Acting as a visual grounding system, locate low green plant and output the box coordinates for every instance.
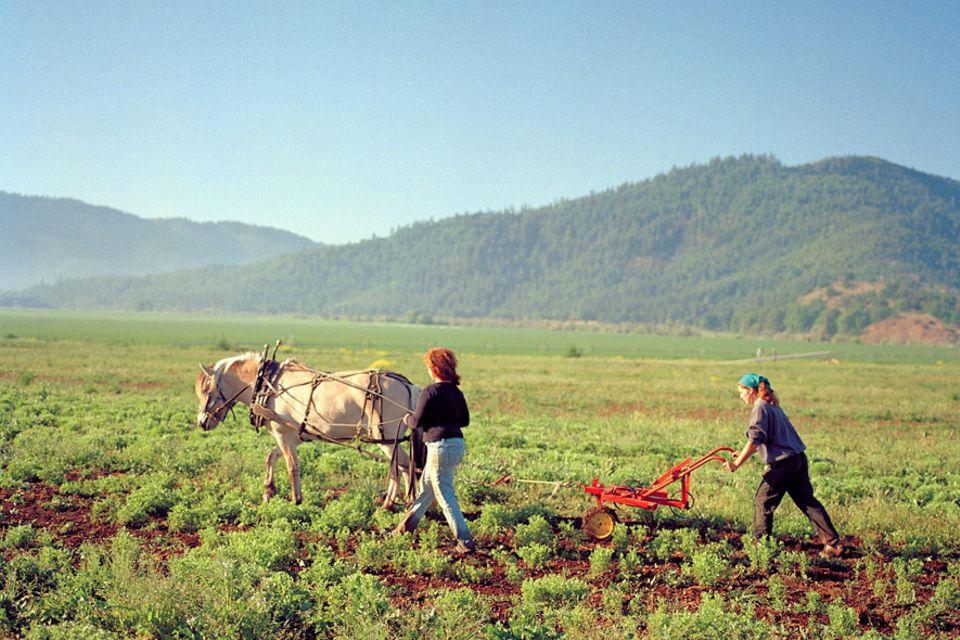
[2,524,38,549]
[474,503,515,538]
[893,557,922,605]
[557,520,583,548]
[683,544,730,587]
[516,542,553,569]
[766,574,787,611]
[116,474,177,525]
[823,603,860,640]
[802,590,823,615]
[646,594,772,640]
[453,561,494,584]
[619,548,644,576]
[312,489,376,537]
[589,545,615,576]
[744,536,782,573]
[513,515,555,549]
[393,547,453,577]
[520,575,590,610]
[425,587,492,638]
[610,523,631,555]
[777,549,810,578]
[313,573,392,638]
[649,528,699,562]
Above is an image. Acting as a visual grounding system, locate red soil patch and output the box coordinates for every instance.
[860,312,960,346]
[0,479,199,559]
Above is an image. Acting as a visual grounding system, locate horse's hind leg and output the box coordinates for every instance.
[380,442,412,509]
[263,446,282,502]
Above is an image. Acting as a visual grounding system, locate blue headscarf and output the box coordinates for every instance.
[738,373,770,390]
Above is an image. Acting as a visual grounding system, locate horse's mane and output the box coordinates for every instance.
[214,352,260,371]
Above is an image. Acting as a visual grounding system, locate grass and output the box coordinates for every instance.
[2,308,959,362]
[0,311,959,637]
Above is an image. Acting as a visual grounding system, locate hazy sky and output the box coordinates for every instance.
[3,2,958,245]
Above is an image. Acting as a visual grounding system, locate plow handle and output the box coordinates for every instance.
[679,446,737,477]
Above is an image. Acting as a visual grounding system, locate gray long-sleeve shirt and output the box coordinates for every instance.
[746,400,806,464]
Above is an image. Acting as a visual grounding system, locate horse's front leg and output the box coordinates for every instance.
[263,446,282,503]
[274,432,302,505]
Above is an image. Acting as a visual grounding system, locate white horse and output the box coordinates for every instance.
[195,352,420,508]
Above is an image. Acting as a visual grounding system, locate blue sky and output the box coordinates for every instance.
[2,1,958,245]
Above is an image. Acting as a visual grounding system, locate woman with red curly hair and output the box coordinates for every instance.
[393,348,475,553]
[724,373,843,559]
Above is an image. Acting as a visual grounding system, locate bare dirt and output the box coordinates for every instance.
[860,312,960,346]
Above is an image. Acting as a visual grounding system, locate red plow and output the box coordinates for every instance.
[580,446,735,540]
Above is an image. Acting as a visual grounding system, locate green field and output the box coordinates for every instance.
[2,309,959,363]
[1,311,959,638]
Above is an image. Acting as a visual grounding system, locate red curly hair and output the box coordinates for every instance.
[424,347,460,385]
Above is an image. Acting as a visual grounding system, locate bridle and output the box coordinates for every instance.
[199,366,249,430]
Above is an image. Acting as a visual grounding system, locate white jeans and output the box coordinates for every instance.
[406,438,472,543]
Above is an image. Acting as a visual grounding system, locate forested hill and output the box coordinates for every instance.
[10,156,960,338]
[0,192,318,291]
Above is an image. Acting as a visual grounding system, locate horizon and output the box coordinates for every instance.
[3,2,959,244]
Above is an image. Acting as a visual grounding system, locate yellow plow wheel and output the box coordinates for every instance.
[582,506,618,541]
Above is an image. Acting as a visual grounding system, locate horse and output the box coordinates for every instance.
[195,352,421,508]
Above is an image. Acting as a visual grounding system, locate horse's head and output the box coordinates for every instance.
[196,354,259,430]
[196,364,225,431]
[197,362,249,431]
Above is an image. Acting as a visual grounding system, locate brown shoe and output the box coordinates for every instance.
[454,539,476,554]
[819,543,844,559]
[391,513,417,537]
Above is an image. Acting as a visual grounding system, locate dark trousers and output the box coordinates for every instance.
[753,452,840,545]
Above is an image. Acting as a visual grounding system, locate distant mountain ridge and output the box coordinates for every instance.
[7,156,960,341]
[0,192,318,290]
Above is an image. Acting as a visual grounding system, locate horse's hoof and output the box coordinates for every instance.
[262,489,275,503]
[380,500,396,512]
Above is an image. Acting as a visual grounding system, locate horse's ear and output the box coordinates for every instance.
[199,364,215,378]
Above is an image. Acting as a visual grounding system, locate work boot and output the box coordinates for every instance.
[819,543,844,559]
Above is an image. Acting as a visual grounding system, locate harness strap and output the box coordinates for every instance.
[250,358,283,433]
